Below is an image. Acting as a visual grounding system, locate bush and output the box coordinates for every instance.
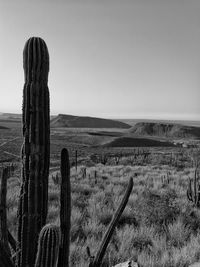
[167,218,191,248]
[133,188,180,228]
[181,207,200,233]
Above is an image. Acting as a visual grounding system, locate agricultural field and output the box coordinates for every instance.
[1,114,200,266]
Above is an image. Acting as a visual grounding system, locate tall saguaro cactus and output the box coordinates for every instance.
[17,37,50,267]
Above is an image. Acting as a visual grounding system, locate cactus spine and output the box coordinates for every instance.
[17,37,50,267]
[58,148,71,267]
[35,224,60,267]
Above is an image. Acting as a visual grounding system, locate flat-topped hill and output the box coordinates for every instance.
[0,125,9,129]
[50,114,131,129]
[104,137,176,147]
[128,122,200,138]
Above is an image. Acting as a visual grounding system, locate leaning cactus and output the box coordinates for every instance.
[35,224,60,267]
[17,37,50,267]
[58,148,71,267]
[89,177,133,267]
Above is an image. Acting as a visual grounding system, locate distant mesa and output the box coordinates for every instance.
[104,137,176,147]
[128,122,200,139]
[0,125,9,130]
[50,114,131,129]
[0,113,21,120]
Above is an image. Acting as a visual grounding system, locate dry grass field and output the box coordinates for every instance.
[1,118,200,266]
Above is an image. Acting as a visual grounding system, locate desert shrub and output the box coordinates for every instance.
[97,208,113,226]
[113,225,137,262]
[132,233,153,253]
[48,189,59,202]
[71,208,88,242]
[114,224,156,264]
[170,234,200,267]
[47,204,59,222]
[73,193,88,211]
[117,209,138,227]
[71,183,97,196]
[71,223,86,242]
[70,241,88,267]
[83,219,106,239]
[166,218,191,248]
[111,184,125,195]
[133,188,180,229]
[181,207,200,232]
[7,177,20,188]
[7,190,19,210]
[7,206,18,236]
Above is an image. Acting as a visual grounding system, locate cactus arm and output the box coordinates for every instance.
[58,148,71,267]
[0,168,11,256]
[91,177,133,267]
[35,224,60,267]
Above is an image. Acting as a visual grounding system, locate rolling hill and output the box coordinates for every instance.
[50,114,131,129]
[128,122,200,139]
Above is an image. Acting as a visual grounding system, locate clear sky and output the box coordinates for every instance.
[1,0,200,120]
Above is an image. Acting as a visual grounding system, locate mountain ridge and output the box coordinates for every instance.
[50,114,131,128]
[128,122,200,139]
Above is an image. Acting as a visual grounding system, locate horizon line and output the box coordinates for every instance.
[0,111,200,122]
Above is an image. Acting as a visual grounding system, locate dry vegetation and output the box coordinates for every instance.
[3,138,200,266]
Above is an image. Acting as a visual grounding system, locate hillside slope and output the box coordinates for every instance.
[128,122,200,138]
[104,137,175,147]
[51,114,131,129]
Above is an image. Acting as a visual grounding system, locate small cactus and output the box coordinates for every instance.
[187,168,200,207]
[35,224,60,267]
